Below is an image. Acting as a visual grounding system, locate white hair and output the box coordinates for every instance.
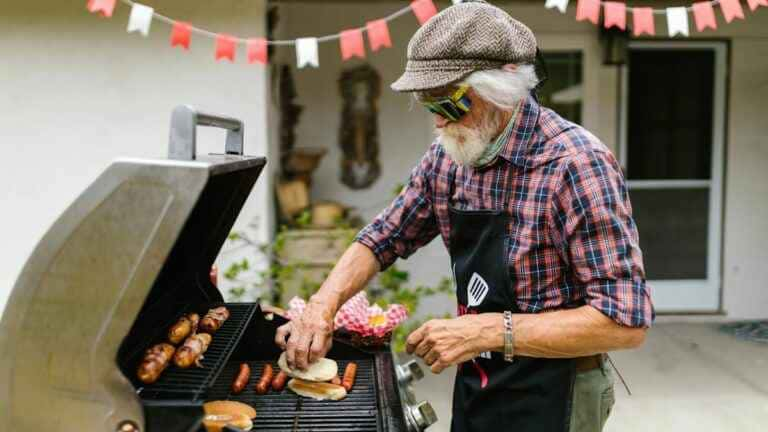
[460,64,539,110]
[411,64,539,110]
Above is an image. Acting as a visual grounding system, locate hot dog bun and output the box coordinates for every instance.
[278,352,338,382]
[287,378,347,401]
[202,413,253,432]
[203,400,257,419]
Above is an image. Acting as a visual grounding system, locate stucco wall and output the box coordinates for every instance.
[0,0,272,314]
[271,1,768,319]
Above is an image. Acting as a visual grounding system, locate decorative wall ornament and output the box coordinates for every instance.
[338,65,382,190]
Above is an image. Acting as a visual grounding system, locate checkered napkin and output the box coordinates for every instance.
[286,292,408,337]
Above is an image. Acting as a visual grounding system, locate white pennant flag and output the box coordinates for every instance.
[666,7,690,37]
[296,37,319,68]
[127,3,154,37]
[545,0,569,14]
[451,0,464,5]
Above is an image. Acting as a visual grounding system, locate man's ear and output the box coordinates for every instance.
[502,64,518,72]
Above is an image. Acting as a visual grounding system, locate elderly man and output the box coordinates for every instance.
[276,1,654,431]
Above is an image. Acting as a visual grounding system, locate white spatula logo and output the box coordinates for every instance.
[467,272,489,307]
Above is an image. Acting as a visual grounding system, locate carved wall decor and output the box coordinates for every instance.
[338,64,381,190]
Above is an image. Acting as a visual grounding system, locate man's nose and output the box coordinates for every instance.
[434,114,449,128]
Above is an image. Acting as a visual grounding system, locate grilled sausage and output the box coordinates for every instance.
[342,362,357,392]
[255,364,274,394]
[330,376,341,386]
[271,371,289,392]
[168,313,200,345]
[137,343,176,384]
[199,307,230,334]
[173,333,212,368]
[231,363,251,394]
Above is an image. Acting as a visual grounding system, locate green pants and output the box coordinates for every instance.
[569,360,616,432]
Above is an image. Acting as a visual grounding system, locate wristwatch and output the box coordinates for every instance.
[503,311,514,362]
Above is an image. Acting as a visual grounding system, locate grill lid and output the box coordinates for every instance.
[0,106,266,431]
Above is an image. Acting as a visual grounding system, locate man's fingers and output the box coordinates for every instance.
[293,333,312,370]
[275,322,292,349]
[423,348,439,366]
[308,332,329,364]
[415,337,434,357]
[405,324,428,354]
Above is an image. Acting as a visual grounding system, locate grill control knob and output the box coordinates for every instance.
[397,359,425,385]
[410,401,438,430]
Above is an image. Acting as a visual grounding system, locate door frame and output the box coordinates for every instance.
[619,40,728,313]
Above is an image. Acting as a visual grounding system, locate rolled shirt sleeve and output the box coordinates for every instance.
[549,150,654,328]
[355,145,440,270]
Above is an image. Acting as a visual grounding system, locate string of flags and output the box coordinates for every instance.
[545,0,766,37]
[86,0,449,68]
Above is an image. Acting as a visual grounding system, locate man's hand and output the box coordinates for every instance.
[406,314,503,374]
[274,299,334,370]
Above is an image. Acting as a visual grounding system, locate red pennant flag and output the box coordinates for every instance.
[411,0,438,26]
[576,0,600,24]
[747,0,768,11]
[340,29,366,61]
[366,19,392,52]
[247,38,268,64]
[86,0,116,18]
[719,0,745,22]
[215,34,237,62]
[692,2,718,31]
[170,22,191,50]
[632,8,655,36]
[603,2,626,30]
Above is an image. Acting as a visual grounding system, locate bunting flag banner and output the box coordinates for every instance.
[603,2,626,30]
[296,37,319,69]
[692,2,718,32]
[451,0,465,4]
[215,34,236,62]
[340,29,366,61]
[576,0,601,24]
[87,0,116,18]
[127,3,153,37]
[719,0,745,22]
[411,0,438,25]
[247,38,268,64]
[632,7,655,36]
[667,7,690,37]
[366,19,392,52]
[170,21,191,50]
[545,0,570,14]
[747,0,768,11]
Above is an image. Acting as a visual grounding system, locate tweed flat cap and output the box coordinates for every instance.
[391,0,537,92]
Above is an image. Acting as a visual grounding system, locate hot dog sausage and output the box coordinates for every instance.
[137,343,176,384]
[168,313,200,345]
[231,363,251,394]
[330,376,341,386]
[199,307,230,334]
[342,362,357,392]
[173,333,212,368]
[271,371,289,392]
[255,364,274,394]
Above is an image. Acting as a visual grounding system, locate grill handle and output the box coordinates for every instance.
[169,104,244,160]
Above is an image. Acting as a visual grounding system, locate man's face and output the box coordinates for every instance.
[423,87,504,166]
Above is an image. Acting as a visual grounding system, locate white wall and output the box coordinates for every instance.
[272,1,768,319]
[0,0,271,314]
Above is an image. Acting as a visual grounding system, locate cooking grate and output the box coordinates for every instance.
[206,359,381,431]
[137,303,256,400]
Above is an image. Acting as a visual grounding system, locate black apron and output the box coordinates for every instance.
[448,164,576,432]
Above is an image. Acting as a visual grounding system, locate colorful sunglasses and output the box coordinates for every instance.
[420,85,472,122]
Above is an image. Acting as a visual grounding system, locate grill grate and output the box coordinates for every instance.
[137,303,256,400]
[206,359,381,431]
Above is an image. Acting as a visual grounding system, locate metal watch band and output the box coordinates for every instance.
[503,311,514,362]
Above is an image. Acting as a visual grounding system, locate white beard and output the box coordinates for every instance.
[436,111,504,166]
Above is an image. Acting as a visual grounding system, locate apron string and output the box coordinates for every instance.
[605,354,632,396]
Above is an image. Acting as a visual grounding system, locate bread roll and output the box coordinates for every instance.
[277,352,338,382]
[287,378,347,401]
[202,413,253,432]
[203,400,257,419]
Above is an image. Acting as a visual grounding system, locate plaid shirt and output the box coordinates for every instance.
[356,96,654,328]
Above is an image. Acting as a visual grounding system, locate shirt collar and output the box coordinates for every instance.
[497,94,540,167]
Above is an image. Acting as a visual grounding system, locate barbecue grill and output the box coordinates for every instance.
[0,106,436,432]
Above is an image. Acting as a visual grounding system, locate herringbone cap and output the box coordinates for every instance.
[391,0,537,92]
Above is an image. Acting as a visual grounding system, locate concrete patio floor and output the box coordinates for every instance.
[404,322,768,432]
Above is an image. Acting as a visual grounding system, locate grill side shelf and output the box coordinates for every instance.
[137,303,257,400]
